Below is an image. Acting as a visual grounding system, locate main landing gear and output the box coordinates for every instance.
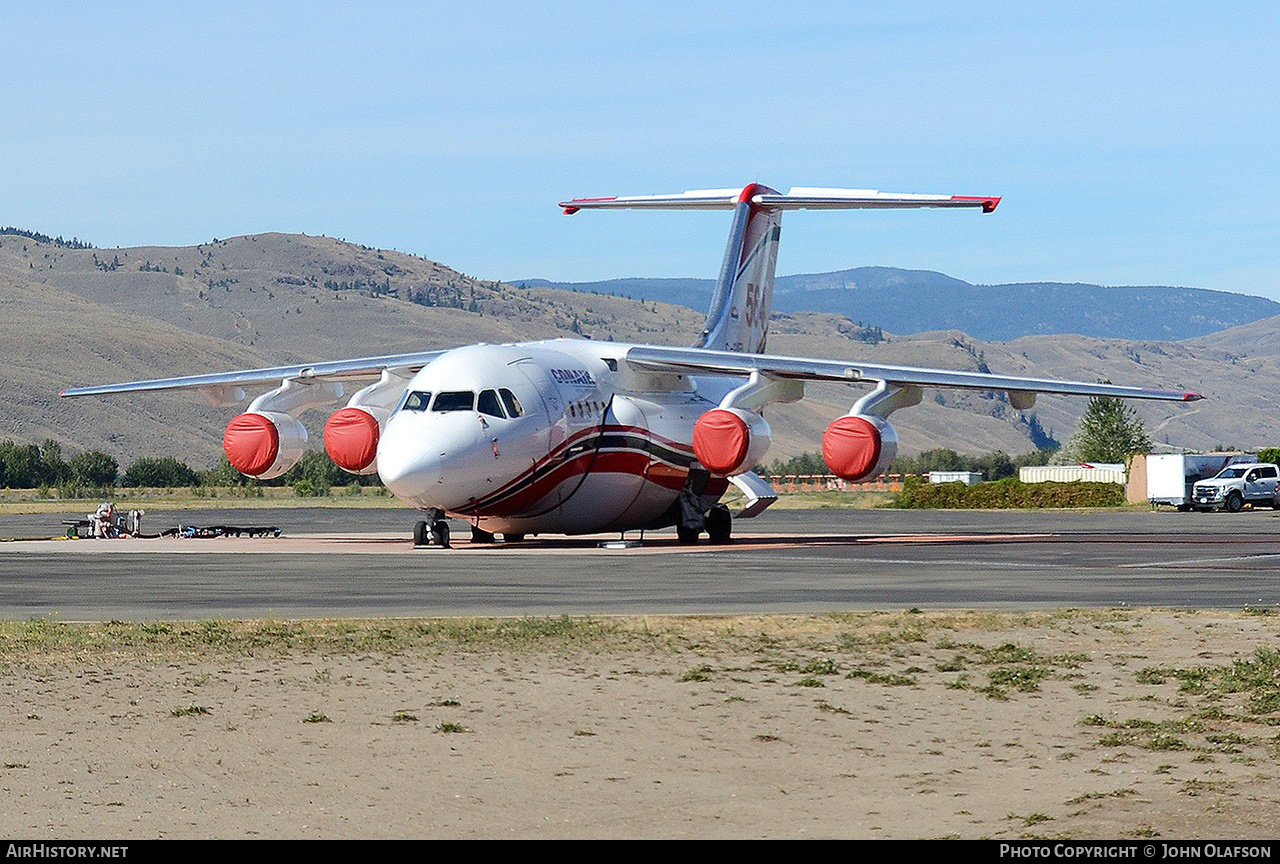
[676,469,733,546]
[413,509,451,548]
[468,526,525,544]
[678,501,732,545]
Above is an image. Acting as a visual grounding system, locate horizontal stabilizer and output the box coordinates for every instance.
[562,187,999,214]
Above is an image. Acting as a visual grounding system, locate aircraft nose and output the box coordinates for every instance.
[377,425,442,505]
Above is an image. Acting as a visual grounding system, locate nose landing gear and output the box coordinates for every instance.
[413,509,451,548]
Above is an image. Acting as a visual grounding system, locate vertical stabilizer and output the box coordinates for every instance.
[695,184,782,354]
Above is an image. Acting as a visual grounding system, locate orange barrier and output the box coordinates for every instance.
[762,474,906,493]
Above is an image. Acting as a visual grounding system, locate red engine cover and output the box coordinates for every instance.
[822,415,882,482]
[324,407,381,473]
[223,413,280,477]
[693,409,751,475]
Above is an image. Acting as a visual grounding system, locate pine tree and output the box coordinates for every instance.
[1067,396,1152,463]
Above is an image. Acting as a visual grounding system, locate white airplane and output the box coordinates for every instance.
[62,183,1202,546]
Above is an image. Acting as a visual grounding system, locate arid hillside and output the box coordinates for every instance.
[2,230,1271,470]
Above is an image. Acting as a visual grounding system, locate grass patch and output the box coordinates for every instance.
[816,701,852,715]
[0,615,631,662]
[1133,648,1280,719]
[169,704,211,717]
[800,658,841,675]
[847,668,917,686]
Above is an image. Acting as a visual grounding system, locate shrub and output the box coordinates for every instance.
[890,475,1125,509]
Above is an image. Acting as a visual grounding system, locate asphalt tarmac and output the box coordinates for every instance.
[1,506,1278,620]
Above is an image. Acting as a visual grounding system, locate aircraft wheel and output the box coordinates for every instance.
[1225,492,1244,513]
[676,524,700,545]
[430,520,451,548]
[471,526,496,543]
[413,520,429,546]
[706,504,732,545]
[502,533,525,543]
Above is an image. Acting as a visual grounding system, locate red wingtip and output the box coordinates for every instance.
[560,195,619,214]
[952,195,1001,213]
[1184,392,1205,402]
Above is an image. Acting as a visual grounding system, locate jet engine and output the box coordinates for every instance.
[822,414,898,482]
[692,408,771,476]
[323,406,389,475]
[223,411,308,480]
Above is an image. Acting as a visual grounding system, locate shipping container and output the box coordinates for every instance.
[1019,464,1126,485]
[927,471,983,486]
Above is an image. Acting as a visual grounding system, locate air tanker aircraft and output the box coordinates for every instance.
[63,184,1202,546]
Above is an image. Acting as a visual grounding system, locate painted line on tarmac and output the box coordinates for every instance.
[1120,552,1280,568]
[0,531,1061,557]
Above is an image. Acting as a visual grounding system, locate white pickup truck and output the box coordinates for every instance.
[1191,463,1280,512]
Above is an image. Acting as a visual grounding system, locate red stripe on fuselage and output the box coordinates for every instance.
[454,449,657,517]
[453,424,695,517]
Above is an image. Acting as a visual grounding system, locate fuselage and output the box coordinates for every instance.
[376,339,731,535]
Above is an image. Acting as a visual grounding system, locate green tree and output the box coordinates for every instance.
[69,450,118,487]
[40,440,71,485]
[122,456,199,487]
[1067,396,1152,463]
[764,451,829,475]
[281,450,347,495]
[1,440,42,488]
[202,455,255,487]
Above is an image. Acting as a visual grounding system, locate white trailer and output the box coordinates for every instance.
[1144,453,1256,509]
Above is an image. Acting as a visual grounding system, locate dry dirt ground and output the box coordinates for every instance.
[2,610,1279,839]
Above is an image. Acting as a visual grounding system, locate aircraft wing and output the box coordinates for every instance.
[60,350,446,399]
[62,342,1203,405]
[623,345,1203,403]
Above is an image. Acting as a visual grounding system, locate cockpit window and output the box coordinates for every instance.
[432,391,476,412]
[499,388,524,418]
[401,390,432,412]
[478,389,505,418]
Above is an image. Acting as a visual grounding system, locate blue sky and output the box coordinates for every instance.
[4,1,1278,300]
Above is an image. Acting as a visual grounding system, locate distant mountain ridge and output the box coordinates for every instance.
[515,268,1280,341]
[5,228,1279,468]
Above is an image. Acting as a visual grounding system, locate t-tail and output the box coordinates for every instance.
[560,184,999,354]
